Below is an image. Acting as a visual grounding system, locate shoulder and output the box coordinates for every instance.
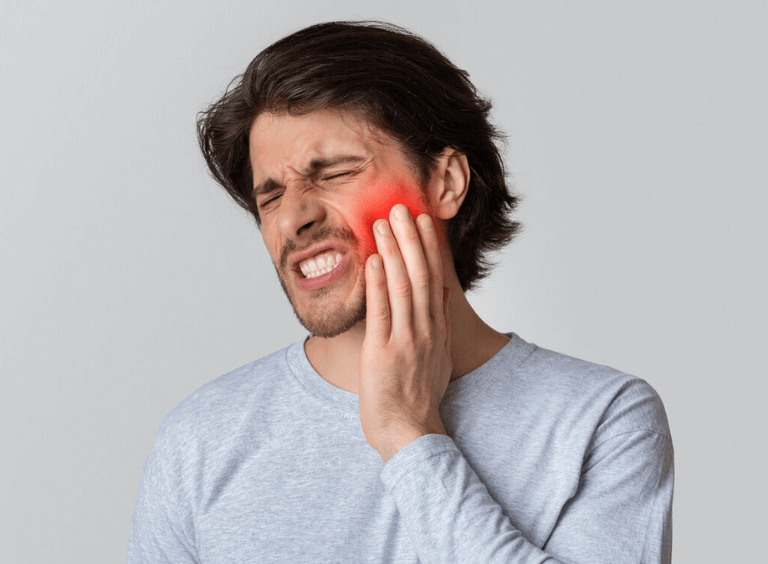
[150,344,295,465]
[502,335,672,443]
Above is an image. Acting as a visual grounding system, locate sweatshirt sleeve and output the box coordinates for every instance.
[379,429,673,564]
[126,449,200,563]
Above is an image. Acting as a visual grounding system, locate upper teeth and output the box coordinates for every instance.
[299,251,343,279]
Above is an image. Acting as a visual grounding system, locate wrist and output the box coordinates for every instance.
[377,421,447,463]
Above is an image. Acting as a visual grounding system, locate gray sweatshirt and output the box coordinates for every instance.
[128,332,673,563]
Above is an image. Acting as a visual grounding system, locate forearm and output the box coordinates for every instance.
[381,432,673,564]
[382,435,560,564]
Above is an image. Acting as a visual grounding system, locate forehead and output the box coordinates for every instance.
[248,109,400,177]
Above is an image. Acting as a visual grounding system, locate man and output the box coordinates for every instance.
[128,21,673,563]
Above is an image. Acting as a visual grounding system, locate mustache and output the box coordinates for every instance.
[279,225,359,271]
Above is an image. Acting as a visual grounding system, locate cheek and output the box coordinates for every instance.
[347,181,432,259]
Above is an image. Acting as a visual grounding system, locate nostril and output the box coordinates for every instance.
[296,221,315,237]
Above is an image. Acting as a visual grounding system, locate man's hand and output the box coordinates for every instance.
[359,203,452,462]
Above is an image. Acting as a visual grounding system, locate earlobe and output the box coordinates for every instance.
[431,148,470,220]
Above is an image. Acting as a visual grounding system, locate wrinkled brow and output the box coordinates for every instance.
[253,155,366,197]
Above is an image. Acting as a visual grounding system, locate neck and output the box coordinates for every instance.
[304,278,510,395]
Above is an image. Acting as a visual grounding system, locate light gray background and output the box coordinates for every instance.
[2,1,765,562]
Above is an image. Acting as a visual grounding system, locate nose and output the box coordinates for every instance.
[275,181,326,241]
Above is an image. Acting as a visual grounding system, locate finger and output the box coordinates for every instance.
[365,253,391,344]
[416,213,445,325]
[388,205,431,333]
[373,217,413,337]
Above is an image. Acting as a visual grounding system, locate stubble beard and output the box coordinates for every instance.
[274,226,368,339]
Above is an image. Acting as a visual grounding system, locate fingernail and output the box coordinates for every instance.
[376,220,389,235]
[394,205,410,221]
[371,255,382,269]
[419,215,434,232]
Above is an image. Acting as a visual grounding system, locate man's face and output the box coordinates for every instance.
[249,109,432,338]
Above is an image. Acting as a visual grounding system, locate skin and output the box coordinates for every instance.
[347,179,432,262]
[250,108,510,462]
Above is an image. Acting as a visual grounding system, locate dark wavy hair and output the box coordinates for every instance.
[197,20,521,291]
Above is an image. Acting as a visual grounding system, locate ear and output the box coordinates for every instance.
[428,147,470,220]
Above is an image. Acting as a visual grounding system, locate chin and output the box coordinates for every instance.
[296,301,366,338]
[276,263,367,338]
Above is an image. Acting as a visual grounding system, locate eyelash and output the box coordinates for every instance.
[325,172,351,181]
[260,172,352,207]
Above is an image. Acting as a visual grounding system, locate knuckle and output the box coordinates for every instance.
[410,270,430,288]
[402,227,421,244]
[427,325,445,346]
[371,272,388,288]
[370,305,389,319]
[391,280,411,298]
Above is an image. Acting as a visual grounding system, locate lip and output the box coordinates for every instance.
[295,252,351,292]
[289,242,349,272]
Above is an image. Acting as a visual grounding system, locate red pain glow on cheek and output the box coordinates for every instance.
[348,181,433,259]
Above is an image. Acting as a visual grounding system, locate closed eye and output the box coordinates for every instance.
[324,172,352,181]
[259,193,282,208]
[259,172,352,208]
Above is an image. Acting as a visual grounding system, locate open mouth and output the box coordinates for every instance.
[294,249,351,292]
[298,250,344,279]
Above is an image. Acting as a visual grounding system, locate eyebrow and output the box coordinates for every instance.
[253,155,367,197]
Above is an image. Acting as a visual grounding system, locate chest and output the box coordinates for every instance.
[194,438,420,563]
[188,405,585,562]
